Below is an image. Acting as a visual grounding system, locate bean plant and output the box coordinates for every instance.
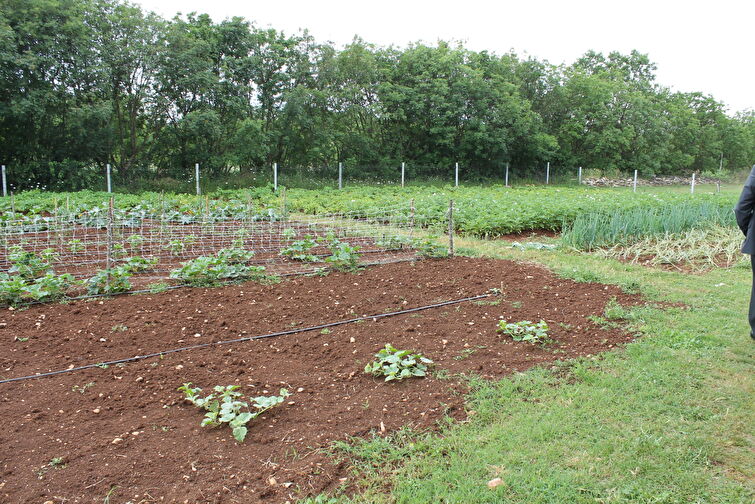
[178,383,291,442]
[364,344,433,381]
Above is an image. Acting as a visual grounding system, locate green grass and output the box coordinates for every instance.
[309,236,754,504]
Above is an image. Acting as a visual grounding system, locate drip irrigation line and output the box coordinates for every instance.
[0,292,490,385]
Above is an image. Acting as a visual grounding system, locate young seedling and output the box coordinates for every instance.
[364,344,433,381]
[497,319,550,344]
[178,383,291,442]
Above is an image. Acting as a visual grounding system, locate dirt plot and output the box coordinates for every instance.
[0,257,642,503]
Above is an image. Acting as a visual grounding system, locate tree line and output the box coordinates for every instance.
[1,0,753,191]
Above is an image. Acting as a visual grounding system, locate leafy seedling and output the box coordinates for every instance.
[497,319,550,344]
[178,383,291,442]
[364,344,433,381]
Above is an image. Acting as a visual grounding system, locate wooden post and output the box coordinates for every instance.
[273,162,278,191]
[281,187,288,218]
[106,196,114,291]
[401,162,405,188]
[195,163,200,195]
[455,162,459,187]
[448,199,454,257]
[633,170,638,193]
[505,162,509,187]
[338,162,343,190]
[106,163,112,193]
[409,198,415,239]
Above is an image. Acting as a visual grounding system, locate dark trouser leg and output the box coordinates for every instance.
[750,255,755,337]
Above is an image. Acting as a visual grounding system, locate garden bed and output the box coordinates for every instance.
[0,257,641,503]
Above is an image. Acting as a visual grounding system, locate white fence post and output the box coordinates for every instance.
[691,173,696,194]
[401,162,405,187]
[106,163,112,193]
[195,163,200,195]
[273,162,278,191]
[633,169,638,193]
[505,162,509,187]
[578,166,582,185]
[455,162,459,187]
[546,162,550,184]
[1,165,6,197]
[338,162,343,190]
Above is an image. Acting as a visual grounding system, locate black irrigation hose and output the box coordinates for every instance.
[0,292,490,385]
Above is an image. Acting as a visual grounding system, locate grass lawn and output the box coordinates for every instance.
[318,236,754,504]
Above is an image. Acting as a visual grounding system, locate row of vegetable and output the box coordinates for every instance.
[0,185,737,238]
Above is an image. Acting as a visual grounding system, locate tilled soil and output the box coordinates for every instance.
[0,257,641,503]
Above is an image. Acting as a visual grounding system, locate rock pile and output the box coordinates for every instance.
[582,175,720,187]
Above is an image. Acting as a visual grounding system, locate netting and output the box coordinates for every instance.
[0,199,442,300]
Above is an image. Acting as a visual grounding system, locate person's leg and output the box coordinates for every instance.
[750,255,755,338]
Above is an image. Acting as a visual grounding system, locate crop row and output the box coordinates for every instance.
[0,185,738,237]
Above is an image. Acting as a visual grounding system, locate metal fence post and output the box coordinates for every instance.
[106,163,112,193]
[633,170,638,193]
[409,198,415,239]
[338,162,343,190]
[401,162,405,187]
[106,196,114,291]
[273,162,278,191]
[455,163,459,187]
[578,166,582,185]
[505,162,509,187]
[546,162,550,184]
[448,199,455,257]
[691,173,696,194]
[195,163,200,195]
[1,165,6,197]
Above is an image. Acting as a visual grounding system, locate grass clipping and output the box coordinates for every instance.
[594,225,746,271]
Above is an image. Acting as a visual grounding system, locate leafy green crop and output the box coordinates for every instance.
[170,248,265,287]
[280,235,320,262]
[364,344,434,381]
[86,266,132,295]
[8,246,57,280]
[325,240,361,271]
[497,319,550,344]
[0,248,76,306]
[178,383,291,442]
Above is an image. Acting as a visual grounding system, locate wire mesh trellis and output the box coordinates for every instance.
[0,198,441,300]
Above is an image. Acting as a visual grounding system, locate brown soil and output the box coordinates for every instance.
[0,257,641,503]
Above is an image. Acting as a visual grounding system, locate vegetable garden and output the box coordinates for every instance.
[0,183,747,503]
[0,257,642,503]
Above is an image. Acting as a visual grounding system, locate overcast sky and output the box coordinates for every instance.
[133,0,754,115]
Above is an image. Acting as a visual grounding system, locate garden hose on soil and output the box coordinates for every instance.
[0,292,491,385]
